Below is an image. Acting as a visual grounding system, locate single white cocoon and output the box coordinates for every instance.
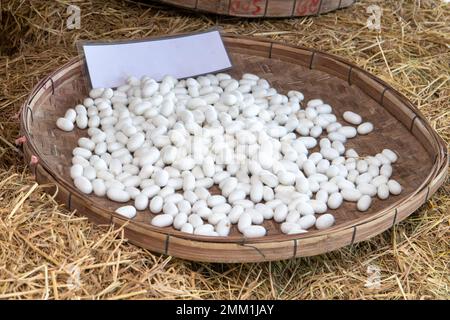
[242,225,266,238]
[115,205,136,219]
[151,214,174,227]
[134,194,149,210]
[56,117,74,131]
[343,111,362,125]
[315,213,335,230]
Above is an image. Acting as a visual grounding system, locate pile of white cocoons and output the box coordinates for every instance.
[57,72,403,238]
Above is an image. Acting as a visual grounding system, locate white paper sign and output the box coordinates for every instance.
[82,30,232,89]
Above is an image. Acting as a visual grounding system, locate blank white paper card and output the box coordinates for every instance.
[82,30,232,89]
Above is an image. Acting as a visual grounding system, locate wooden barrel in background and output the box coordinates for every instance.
[151,0,357,18]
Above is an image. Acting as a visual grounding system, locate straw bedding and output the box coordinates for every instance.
[0,0,448,299]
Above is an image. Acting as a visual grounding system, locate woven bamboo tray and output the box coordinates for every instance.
[19,35,448,262]
[151,0,356,17]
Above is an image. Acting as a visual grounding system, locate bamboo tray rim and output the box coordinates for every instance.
[20,35,448,249]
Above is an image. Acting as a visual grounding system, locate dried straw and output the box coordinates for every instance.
[0,0,448,299]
